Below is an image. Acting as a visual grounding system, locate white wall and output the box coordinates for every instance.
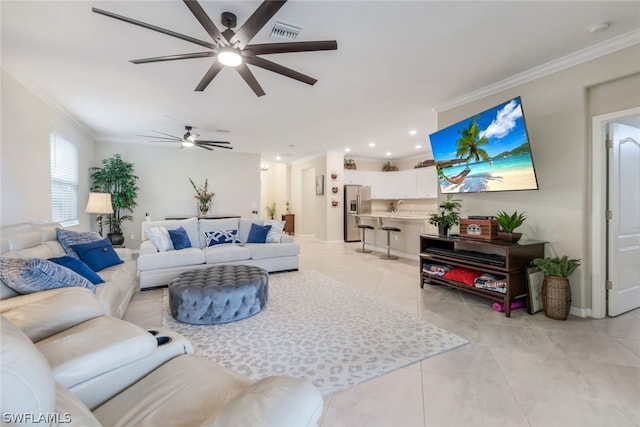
[437,45,640,314]
[93,142,261,249]
[1,71,95,229]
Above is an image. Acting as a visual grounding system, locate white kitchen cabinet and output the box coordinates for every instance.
[350,167,438,199]
[343,170,365,185]
[396,170,417,199]
[414,167,438,198]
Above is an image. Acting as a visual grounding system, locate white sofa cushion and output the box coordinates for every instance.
[142,218,200,250]
[245,242,301,260]
[36,316,157,389]
[0,287,105,342]
[203,244,251,264]
[137,247,205,271]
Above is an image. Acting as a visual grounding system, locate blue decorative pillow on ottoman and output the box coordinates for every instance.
[0,257,96,295]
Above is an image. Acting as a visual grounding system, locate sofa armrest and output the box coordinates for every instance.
[113,247,132,261]
[138,240,158,256]
[0,287,105,342]
[203,376,323,427]
[281,235,294,244]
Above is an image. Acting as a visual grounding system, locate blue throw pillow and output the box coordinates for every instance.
[71,238,123,272]
[48,256,105,284]
[0,257,96,295]
[247,223,272,243]
[203,230,240,247]
[168,227,192,250]
[56,228,103,259]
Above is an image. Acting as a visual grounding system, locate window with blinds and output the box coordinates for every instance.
[50,132,79,227]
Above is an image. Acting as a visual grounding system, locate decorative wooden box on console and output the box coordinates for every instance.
[458,218,498,240]
[419,234,545,317]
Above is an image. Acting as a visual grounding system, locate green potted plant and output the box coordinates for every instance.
[428,195,462,236]
[495,211,526,243]
[89,154,139,246]
[189,178,215,216]
[382,161,398,171]
[344,158,357,170]
[265,202,277,220]
[532,256,581,320]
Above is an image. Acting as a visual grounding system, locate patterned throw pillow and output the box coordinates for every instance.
[144,226,174,252]
[203,230,240,247]
[56,228,102,259]
[0,257,96,295]
[264,220,285,243]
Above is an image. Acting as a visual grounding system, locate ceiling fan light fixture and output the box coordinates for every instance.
[182,140,195,148]
[218,48,242,67]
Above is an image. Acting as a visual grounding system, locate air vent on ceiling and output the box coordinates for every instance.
[269,21,301,41]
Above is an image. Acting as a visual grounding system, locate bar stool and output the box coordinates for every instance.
[380,226,401,260]
[355,224,375,253]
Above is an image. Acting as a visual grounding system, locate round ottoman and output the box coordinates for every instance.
[168,265,269,325]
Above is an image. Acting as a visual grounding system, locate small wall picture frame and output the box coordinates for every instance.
[527,266,544,314]
[315,175,324,196]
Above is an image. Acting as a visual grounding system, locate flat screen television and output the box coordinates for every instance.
[428,96,539,194]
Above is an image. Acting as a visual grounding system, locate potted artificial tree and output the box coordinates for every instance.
[265,202,277,220]
[532,256,581,320]
[89,154,139,246]
[344,158,357,170]
[495,211,526,243]
[428,194,462,236]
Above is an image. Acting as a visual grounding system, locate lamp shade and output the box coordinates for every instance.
[85,192,114,214]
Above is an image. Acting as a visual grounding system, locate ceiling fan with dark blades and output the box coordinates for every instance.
[92,0,338,97]
[139,126,233,151]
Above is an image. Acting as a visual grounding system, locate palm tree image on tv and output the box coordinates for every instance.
[429,97,539,193]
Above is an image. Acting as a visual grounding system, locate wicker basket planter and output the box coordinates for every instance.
[541,275,571,320]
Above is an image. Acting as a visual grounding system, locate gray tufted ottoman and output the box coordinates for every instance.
[168,265,269,325]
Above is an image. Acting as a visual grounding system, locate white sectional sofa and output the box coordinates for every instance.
[138,217,300,289]
[0,222,137,318]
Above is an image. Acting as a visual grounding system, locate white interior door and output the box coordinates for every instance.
[607,122,640,316]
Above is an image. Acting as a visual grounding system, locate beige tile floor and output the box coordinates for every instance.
[124,236,640,427]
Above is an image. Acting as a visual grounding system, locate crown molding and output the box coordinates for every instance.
[2,68,96,140]
[435,28,640,113]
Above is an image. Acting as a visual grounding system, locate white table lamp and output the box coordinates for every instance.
[85,192,114,236]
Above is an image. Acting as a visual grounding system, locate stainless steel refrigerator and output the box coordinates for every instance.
[344,185,372,242]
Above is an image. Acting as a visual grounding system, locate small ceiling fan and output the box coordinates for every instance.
[139,126,233,151]
[92,0,338,96]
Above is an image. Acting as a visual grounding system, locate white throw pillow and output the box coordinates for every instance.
[265,220,285,243]
[144,226,174,252]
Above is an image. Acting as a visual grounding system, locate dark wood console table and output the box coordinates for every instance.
[282,214,295,235]
[419,234,545,317]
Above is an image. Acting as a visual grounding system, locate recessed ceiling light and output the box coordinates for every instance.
[275,155,281,161]
[369,142,376,147]
[385,152,391,156]
[415,144,422,149]
[409,130,417,135]
[344,148,351,153]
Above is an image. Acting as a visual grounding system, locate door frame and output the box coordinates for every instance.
[591,106,640,319]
